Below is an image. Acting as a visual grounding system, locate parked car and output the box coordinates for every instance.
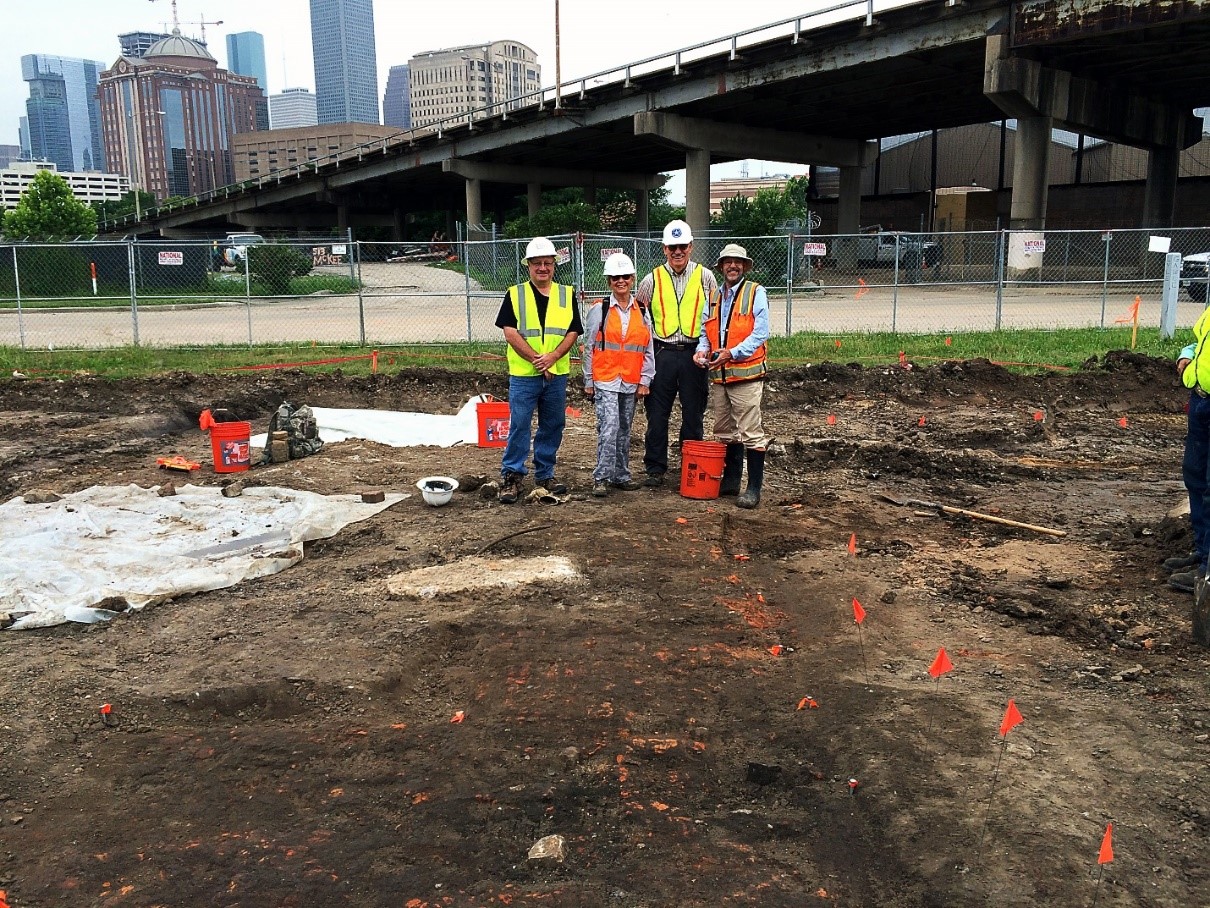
[1181,252,1210,303]
[213,233,265,269]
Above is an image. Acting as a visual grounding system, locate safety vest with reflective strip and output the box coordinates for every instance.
[703,280,767,384]
[650,263,706,340]
[591,298,651,385]
[507,281,575,377]
[1183,304,1210,394]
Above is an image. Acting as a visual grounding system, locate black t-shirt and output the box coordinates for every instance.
[496,282,583,335]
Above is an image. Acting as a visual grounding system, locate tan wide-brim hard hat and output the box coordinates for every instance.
[715,243,753,268]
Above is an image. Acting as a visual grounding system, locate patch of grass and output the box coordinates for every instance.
[0,328,1183,380]
[0,272,361,309]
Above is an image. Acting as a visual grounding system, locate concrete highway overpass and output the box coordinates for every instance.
[108,0,1210,239]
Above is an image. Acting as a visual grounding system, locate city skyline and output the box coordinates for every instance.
[310,0,379,125]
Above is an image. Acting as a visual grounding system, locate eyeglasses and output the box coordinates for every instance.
[607,274,634,282]
[665,244,690,252]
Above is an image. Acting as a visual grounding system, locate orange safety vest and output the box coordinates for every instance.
[650,263,706,340]
[703,280,767,384]
[592,298,651,385]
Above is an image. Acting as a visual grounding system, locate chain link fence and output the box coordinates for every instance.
[1,228,1207,349]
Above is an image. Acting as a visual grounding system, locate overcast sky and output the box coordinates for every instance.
[6,0,921,198]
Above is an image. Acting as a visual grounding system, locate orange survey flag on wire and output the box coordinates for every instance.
[1098,823,1114,864]
[1114,298,1140,324]
[852,598,866,625]
[928,647,953,678]
[999,698,1023,737]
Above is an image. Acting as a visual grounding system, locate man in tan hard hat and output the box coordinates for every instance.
[494,236,583,503]
[694,243,771,508]
[634,219,718,487]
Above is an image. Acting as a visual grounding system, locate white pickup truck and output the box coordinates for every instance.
[857,230,942,268]
[216,233,265,268]
[1181,252,1210,303]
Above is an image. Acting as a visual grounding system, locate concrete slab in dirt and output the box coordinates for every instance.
[386,555,580,599]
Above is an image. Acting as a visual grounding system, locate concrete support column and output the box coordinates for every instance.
[584,186,597,206]
[465,177,483,229]
[636,189,650,233]
[1143,146,1180,228]
[684,148,711,236]
[391,208,405,241]
[835,166,863,270]
[336,205,349,231]
[527,182,542,217]
[1009,116,1052,230]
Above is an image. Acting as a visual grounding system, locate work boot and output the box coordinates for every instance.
[498,473,522,504]
[1168,570,1197,594]
[609,479,642,491]
[591,480,608,498]
[643,473,665,488]
[736,448,765,510]
[537,476,568,495]
[719,443,745,496]
[1163,551,1201,572]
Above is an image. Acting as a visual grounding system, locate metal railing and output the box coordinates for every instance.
[1,226,1205,350]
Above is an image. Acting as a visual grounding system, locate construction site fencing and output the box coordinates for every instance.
[0,228,1207,350]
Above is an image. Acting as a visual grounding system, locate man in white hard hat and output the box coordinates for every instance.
[693,243,771,509]
[494,236,583,503]
[634,219,718,487]
[582,252,655,497]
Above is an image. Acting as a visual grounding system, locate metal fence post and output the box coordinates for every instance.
[994,229,1005,330]
[244,244,253,346]
[892,233,900,333]
[127,240,141,346]
[12,246,26,349]
[354,237,366,346]
[464,238,473,341]
[1100,231,1111,328]
[784,234,793,336]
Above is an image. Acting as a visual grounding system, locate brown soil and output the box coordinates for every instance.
[1,352,1207,907]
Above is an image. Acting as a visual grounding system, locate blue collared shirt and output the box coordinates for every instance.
[696,279,770,360]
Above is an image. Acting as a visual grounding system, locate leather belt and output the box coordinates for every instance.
[655,340,696,349]
[1196,388,1209,399]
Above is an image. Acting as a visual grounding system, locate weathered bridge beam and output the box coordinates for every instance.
[442,158,666,191]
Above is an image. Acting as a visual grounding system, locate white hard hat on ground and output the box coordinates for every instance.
[662,220,693,245]
[524,237,557,260]
[602,252,635,276]
[715,243,753,268]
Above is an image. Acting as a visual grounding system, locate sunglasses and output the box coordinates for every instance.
[607,274,634,282]
[665,244,690,252]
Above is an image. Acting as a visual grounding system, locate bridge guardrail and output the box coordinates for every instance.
[0,227,1206,350]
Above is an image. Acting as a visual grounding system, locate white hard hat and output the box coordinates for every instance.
[524,236,557,260]
[662,220,693,245]
[602,252,635,276]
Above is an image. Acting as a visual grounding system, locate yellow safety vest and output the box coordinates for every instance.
[1183,305,1210,394]
[507,281,575,377]
[650,264,706,340]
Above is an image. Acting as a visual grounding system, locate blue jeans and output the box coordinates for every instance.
[1183,391,1210,568]
[502,373,567,480]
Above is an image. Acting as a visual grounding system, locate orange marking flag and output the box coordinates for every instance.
[998,698,1023,737]
[928,647,953,678]
[847,533,857,555]
[797,696,819,710]
[826,414,837,426]
[1098,823,1114,864]
[0,890,10,908]
[450,710,466,724]
[1118,417,1129,428]
[1113,298,1140,324]
[855,278,870,299]
[852,598,866,625]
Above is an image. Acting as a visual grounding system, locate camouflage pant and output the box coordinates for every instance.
[593,389,638,483]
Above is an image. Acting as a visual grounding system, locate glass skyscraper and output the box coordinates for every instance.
[21,54,107,172]
[226,32,268,91]
[382,64,410,129]
[309,0,379,124]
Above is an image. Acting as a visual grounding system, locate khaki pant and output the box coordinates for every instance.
[709,379,770,449]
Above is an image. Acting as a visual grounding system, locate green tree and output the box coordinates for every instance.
[710,175,809,236]
[3,169,98,240]
[92,190,156,224]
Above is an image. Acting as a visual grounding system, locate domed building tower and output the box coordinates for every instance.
[99,28,264,201]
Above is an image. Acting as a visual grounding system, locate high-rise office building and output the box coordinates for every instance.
[269,88,319,129]
[309,0,379,124]
[99,30,263,199]
[21,54,107,172]
[226,32,270,130]
[118,32,172,59]
[382,64,411,129]
[408,41,540,129]
[18,118,30,159]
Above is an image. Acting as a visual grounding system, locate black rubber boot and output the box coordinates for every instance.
[737,449,765,509]
[719,443,745,496]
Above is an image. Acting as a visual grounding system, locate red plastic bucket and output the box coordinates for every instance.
[477,400,511,448]
[208,420,252,473]
[680,440,726,499]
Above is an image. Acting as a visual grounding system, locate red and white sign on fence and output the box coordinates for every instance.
[157,251,184,266]
[802,242,828,257]
[599,247,624,261]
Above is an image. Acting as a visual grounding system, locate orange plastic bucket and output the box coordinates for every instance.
[477,400,511,448]
[680,440,726,499]
[208,420,252,472]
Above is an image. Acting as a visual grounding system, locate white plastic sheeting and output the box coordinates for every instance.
[250,396,487,450]
[1,484,404,631]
